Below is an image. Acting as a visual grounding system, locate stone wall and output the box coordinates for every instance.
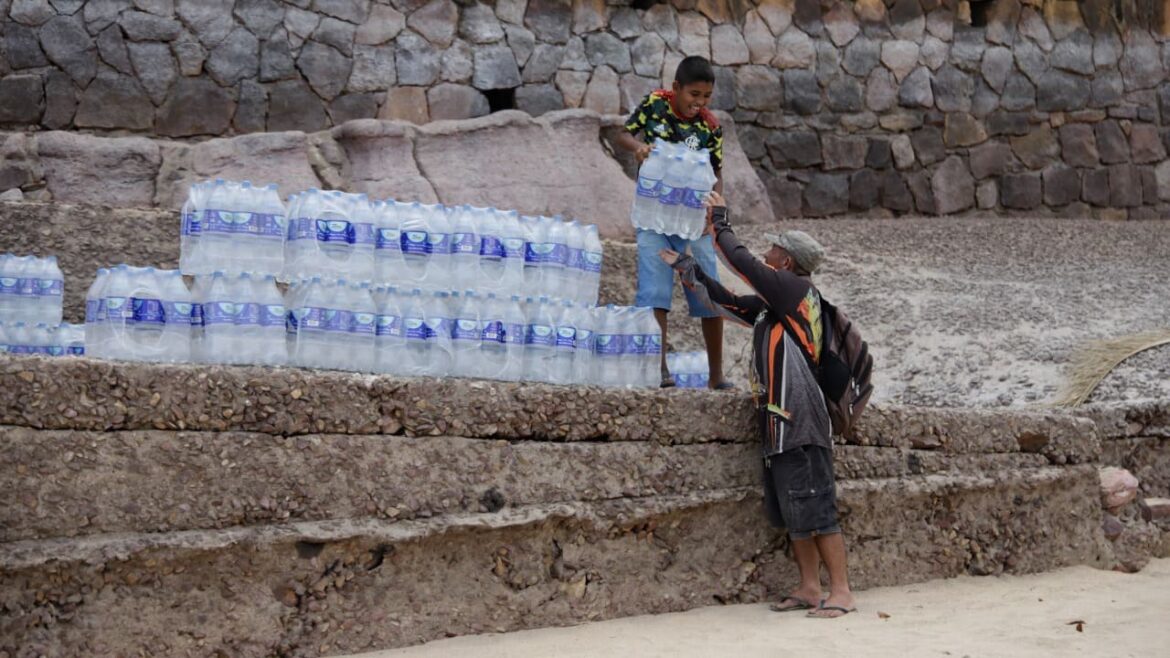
[4,0,1170,219]
[4,354,1152,656]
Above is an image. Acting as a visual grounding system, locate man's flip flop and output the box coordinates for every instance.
[712,381,736,391]
[768,596,818,612]
[807,605,857,618]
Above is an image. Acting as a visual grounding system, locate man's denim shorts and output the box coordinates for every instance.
[634,228,721,318]
[762,445,842,540]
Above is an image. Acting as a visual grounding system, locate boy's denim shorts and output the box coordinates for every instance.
[635,229,721,318]
[762,445,842,540]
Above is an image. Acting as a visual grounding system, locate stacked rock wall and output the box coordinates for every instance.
[0,355,1123,656]
[4,0,1170,219]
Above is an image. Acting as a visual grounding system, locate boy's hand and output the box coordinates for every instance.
[658,248,681,266]
[634,143,653,163]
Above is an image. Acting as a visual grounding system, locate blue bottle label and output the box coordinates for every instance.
[400,231,429,256]
[576,328,594,349]
[481,320,505,343]
[67,345,85,356]
[503,321,526,345]
[427,232,451,255]
[181,211,201,236]
[203,301,241,326]
[45,345,65,357]
[526,323,555,347]
[658,184,685,206]
[16,278,35,296]
[35,280,63,297]
[594,333,622,356]
[165,301,196,326]
[85,299,99,323]
[376,228,401,252]
[582,251,603,274]
[567,247,585,271]
[102,296,128,321]
[130,298,166,326]
[636,176,661,198]
[376,313,402,338]
[555,326,576,350]
[502,237,525,260]
[0,277,17,295]
[235,302,261,327]
[191,302,204,326]
[683,188,707,210]
[629,334,647,355]
[316,219,355,244]
[351,311,376,336]
[353,222,376,246]
[646,334,663,355]
[452,318,480,341]
[287,217,316,241]
[425,316,451,339]
[258,304,286,327]
[322,309,350,333]
[202,209,255,235]
[479,236,505,259]
[451,232,478,255]
[403,316,428,341]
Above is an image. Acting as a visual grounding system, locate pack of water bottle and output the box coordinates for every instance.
[631,139,717,241]
[666,351,710,388]
[286,282,659,387]
[0,254,64,325]
[0,321,84,356]
[181,180,287,277]
[191,272,287,366]
[381,201,604,304]
[84,265,195,363]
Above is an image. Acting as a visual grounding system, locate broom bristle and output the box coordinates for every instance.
[1054,330,1170,407]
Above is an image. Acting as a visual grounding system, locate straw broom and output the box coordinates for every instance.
[1054,329,1170,407]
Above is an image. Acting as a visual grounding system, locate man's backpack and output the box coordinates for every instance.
[816,298,874,439]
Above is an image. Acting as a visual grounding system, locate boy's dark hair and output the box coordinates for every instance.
[674,56,715,86]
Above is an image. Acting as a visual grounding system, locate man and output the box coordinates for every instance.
[659,192,856,618]
[614,55,729,389]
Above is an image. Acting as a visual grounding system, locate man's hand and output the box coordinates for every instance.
[658,248,681,266]
[705,191,726,209]
[634,143,653,163]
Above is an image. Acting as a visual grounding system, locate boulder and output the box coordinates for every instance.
[473,43,522,90]
[267,78,329,132]
[378,86,430,124]
[734,65,782,111]
[515,83,565,117]
[999,172,1041,209]
[427,83,490,121]
[38,14,97,86]
[524,0,572,45]
[74,69,154,130]
[1099,466,1139,513]
[155,77,236,137]
[332,119,438,203]
[158,131,322,210]
[412,110,636,238]
[37,131,161,207]
[297,40,352,100]
[407,0,458,48]
[803,173,849,216]
[0,74,44,124]
[931,155,974,214]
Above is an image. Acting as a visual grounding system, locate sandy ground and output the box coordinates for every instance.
[342,559,1170,658]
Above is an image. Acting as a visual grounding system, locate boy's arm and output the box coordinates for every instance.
[616,131,652,162]
[619,95,655,162]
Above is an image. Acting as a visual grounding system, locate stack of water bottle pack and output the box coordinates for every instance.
[0,253,84,357]
[666,352,710,389]
[82,179,662,388]
[631,139,717,240]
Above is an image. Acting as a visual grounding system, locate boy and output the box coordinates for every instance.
[615,55,729,389]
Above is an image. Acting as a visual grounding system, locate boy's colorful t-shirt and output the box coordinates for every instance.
[625,90,724,171]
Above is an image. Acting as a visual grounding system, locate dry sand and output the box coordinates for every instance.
[343,559,1170,658]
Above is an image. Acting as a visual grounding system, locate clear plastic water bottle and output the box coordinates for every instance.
[450,289,482,378]
[680,151,716,240]
[520,216,543,297]
[424,290,453,376]
[633,146,666,233]
[543,217,570,297]
[501,293,527,381]
[580,225,603,306]
[60,322,85,356]
[374,201,404,285]
[499,210,527,296]
[254,274,287,366]
[373,286,405,375]
[477,208,506,294]
[563,220,585,303]
[347,281,377,372]
[478,292,508,381]
[570,302,595,385]
[0,254,63,324]
[450,206,480,293]
[398,202,431,286]
[549,299,577,385]
[424,204,452,291]
[592,305,622,387]
[400,288,430,376]
[656,155,689,237]
[522,296,554,383]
